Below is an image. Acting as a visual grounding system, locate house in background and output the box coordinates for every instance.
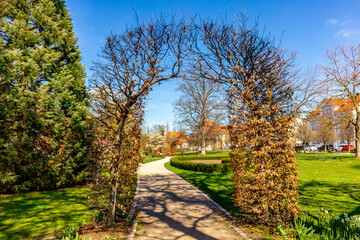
[307,97,357,147]
[164,120,231,152]
[203,120,230,151]
[165,131,189,149]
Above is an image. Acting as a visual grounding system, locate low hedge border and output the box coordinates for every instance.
[170,156,231,173]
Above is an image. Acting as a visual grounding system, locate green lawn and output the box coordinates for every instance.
[165,152,360,218]
[165,161,240,215]
[142,155,164,163]
[0,187,92,239]
[175,150,230,157]
[297,153,360,216]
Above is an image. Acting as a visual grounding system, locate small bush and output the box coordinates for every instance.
[221,159,231,164]
[170,156,231,173]
[171,156,230,161]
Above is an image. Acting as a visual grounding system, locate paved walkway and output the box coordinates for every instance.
[134,157,246,240]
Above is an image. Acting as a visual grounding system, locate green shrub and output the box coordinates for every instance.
[61,225,93,240]
[221,159,231,164]
[170,156,231,173]
[171,156,230,161]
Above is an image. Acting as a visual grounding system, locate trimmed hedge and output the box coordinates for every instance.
[169,156,231,173]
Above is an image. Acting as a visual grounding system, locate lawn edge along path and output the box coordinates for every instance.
[133,157,250,240]
[166,160,251,240]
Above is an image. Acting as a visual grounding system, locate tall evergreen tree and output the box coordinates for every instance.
[0,0,92,192]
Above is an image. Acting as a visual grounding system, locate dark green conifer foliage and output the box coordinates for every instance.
[0,0,92,192]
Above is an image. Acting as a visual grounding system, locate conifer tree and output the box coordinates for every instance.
[0,0,92,192]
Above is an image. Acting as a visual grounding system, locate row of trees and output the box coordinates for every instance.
[296,116,354,152]
[295,45,360,156]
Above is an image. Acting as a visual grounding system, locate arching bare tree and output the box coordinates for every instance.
[91,15,194,226]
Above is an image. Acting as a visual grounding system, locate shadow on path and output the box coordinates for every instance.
[135,159,243,240]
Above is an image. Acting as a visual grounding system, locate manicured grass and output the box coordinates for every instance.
[176,150,230,157]
[142,155,164,163]
[0,187,92,239]
[297,153,360,216]
[166,153,360,218]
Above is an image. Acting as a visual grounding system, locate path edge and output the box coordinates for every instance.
[167,158,252,240]
[127,157,252,240]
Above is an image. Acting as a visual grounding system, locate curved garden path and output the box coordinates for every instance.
[133,157,248,240]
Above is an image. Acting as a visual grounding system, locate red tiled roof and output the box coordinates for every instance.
[165,131,180,140]
[307,108,320,118]
[307,96,360,117]
[204,120,229,134]
[165,131,188,144]
[327,98,348,106]
[335,102,354,112]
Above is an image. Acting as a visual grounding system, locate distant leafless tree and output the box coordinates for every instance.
[339,120,355,147]
[292,67,322,116]
[90,15,193,226]
[295,118,315,152]
[322,45,360,158]
[152,124,166,135]
[316,115,338,153]
[173,61,226,154]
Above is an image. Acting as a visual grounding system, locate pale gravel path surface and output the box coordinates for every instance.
[134,157,246,240]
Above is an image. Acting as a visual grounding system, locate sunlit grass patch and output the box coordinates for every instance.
[0,187,92,239]
[167,152,360,218]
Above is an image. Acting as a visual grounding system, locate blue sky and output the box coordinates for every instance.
[66,0,360,130]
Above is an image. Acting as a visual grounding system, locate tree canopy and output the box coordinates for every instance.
[0,0,92,193]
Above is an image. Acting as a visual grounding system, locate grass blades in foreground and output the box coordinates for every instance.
[0,187,92,239]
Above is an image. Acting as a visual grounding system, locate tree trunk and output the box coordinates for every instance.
[106,115,127,226]
[356,125,360,158]
[200,126,206,155]
[107,166,119,226]
[324,142,326,154]
[303,142,306,153]
[201,137,206,155]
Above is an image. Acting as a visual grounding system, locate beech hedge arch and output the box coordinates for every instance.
[91,13,298,226]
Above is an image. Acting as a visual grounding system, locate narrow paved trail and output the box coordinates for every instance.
[134,157,246,240]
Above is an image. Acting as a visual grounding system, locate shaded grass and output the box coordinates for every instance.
[0,187,92,239]
[166,153,360,218]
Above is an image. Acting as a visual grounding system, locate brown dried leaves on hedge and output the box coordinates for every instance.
[198,15,299,225]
